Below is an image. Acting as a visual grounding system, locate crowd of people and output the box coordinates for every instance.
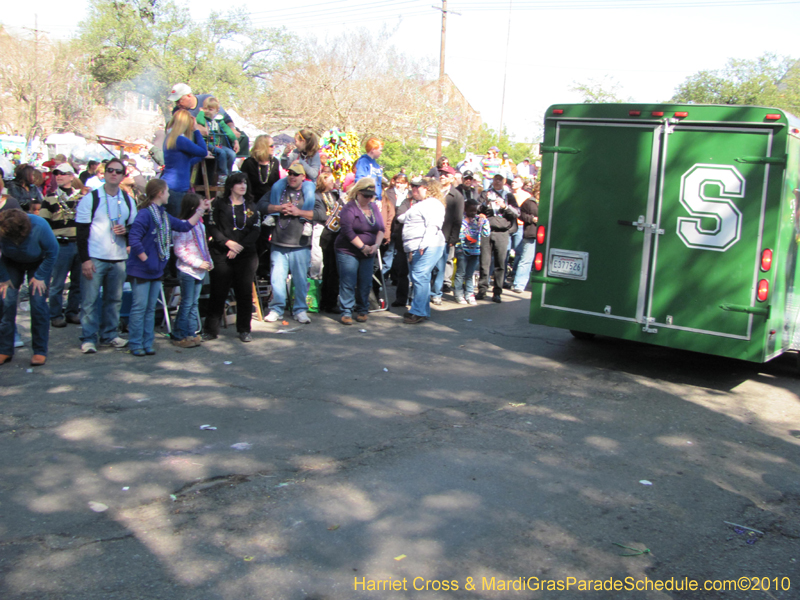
[0,83,540,365]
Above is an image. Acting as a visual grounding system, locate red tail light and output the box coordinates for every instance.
[757,279,769,302]
[629,110,641,117]
[651,111,664,117]
[761,249,773,271]
[534,252,544,271]
[765,114,781,121]
[536,225,546,245]
[674,111,688,118]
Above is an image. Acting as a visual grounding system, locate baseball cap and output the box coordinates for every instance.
[167,83,192,101]
[287,164,306,177]
[360,183,376,197]
[54,163,75,174]
[462,170,474,179]
[410,176,424,186]
[439,165,456,176]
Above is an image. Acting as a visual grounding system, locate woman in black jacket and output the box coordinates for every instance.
[203,173,262,342]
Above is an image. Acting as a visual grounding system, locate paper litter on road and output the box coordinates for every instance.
[88,501,108,512]
[223,361,233,365]
[639,480,653,486]
[200,424,217,431]
[383,368,389,372]
[231,442,252,450]
[277,327,301,334]
[359,329,367,333]
[394,554,407,561]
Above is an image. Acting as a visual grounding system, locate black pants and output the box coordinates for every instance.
[320,237,340,311]
[478,231,510,296]
[204,251,258,335]
[394,248,410,303]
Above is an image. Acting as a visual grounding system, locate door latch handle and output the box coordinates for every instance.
[618,216,663,234]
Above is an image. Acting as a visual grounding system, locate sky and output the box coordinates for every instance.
[5,0,800,143]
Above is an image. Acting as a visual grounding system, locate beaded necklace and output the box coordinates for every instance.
[148,205,171,260]
[357,201,375,226]
[104,187,123,222]
[231,198,246,231]
[192,222,212,263]
[54,188,76,220]
[258,160,274,185]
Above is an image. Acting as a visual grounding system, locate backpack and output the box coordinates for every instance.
[91,188,133,222]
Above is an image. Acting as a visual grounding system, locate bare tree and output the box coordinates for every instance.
[249,29,439,141]
[0,27,99,145]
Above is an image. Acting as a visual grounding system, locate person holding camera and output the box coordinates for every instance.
[476,174,520,303]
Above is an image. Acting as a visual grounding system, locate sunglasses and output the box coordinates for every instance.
[105,167,125,175]
[411,184,422,188]
[53,170,71,176]
[288,171,303,176]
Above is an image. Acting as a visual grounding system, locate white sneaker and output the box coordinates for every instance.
[102,337,128,349]
[456,296,468,305]
[264,310,280,322]
[294,311,311,324]
[467,296,477,305]
[81,342,97,354]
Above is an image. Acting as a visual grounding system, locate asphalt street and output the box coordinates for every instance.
[1,291,799,599]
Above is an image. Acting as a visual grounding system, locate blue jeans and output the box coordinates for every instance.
[431,245,453,299]
[175,271,203,340]
[80,259,126,344]
[336,251,374,317]
[213,146,237,176]
[408,245,444,318]
[381,241,396,277]
[512,239,537,291]
[507,227,523,279]
[49,241,81,319]
[270,245,311,315]
[127,278,162,351]
[454,249,480,299]
[166,189,186,218]
[0,259,50,356]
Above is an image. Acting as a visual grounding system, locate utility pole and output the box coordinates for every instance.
[22,14,48,160]
[432,1,460,160]
[499,0,513,143]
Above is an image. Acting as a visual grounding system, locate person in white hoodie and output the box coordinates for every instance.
[397,177,445,324]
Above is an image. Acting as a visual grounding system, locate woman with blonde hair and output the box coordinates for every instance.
[161,109,209,216]
[397,177,445,324]
[241,135,280,205]
[354,137,384,202]
[334,177,384,325]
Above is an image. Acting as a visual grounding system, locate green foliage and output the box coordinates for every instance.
[465,124,538,163]
[670,53,800,112]
[380,138,433,177]
[78,0,299,119]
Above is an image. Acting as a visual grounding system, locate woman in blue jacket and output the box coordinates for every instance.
[0,209,59,366]
[126,180,209,356]
[161,109,210,216]
[354,137,384,202]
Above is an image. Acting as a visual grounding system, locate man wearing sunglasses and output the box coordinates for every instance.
[75,158,137,354]
[40,163,83,328]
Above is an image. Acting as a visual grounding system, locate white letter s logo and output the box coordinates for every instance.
[677,164,744,251]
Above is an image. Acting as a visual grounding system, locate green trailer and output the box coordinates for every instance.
[529,103,800,363]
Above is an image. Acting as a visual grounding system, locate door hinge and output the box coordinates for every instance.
[618,216,663,234]
[734,155,786,166]
[642,317,658,334]
[540,146,581,154]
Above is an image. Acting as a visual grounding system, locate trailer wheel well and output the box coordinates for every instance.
[570,330,596,341]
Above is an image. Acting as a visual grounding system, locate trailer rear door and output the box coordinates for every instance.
[645,125,774,339]
[542,121,662,323]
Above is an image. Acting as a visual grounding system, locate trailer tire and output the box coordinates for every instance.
[570,330,596,341]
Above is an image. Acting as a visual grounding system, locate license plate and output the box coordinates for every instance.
[548,250,588,280]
